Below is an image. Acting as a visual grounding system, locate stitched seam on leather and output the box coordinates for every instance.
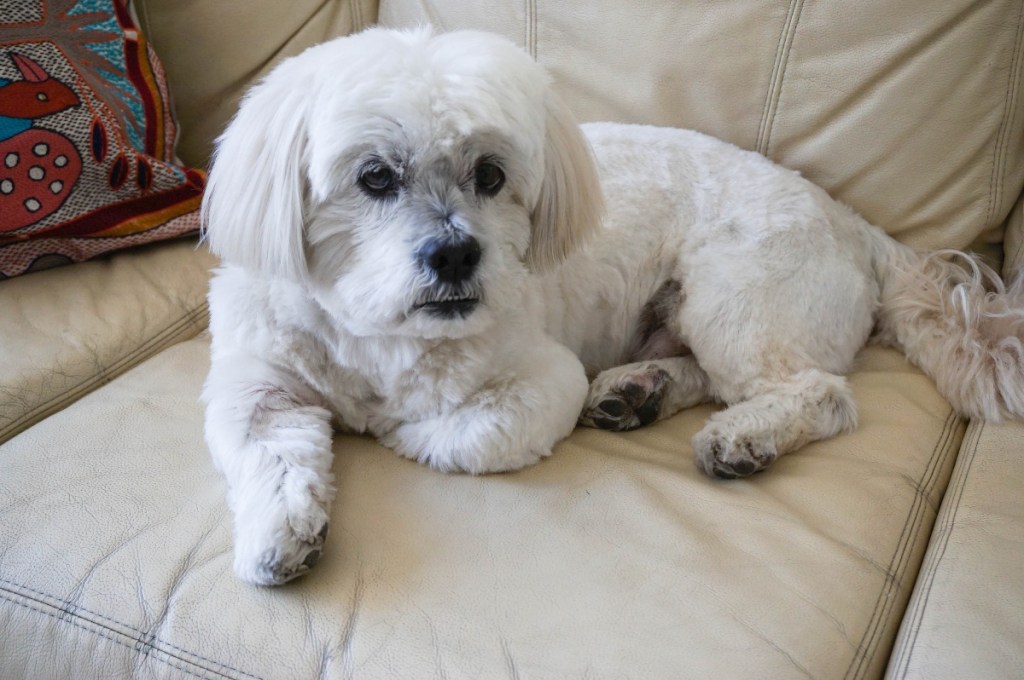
[888,420,983,678]
[0,577,263,680]
[846,411,959,680]
[756,0,804,156]
[0,577,260,679]
[524,0,537,58]
[0,595,211,680]
[844,410,960,680]
[867,412,961,678]
[0,588,260,680]
[0,302,209,446]
[986,1,1024,227]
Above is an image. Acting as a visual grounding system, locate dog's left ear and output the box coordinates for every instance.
[527,93,603,271]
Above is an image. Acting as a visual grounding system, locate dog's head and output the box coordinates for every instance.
[203,27,602,338]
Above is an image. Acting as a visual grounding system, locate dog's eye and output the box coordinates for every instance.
[358,164,398,197]
[474,161,505,196]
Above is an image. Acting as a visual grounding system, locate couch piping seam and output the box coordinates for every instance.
[845,411,956,679]
[0,302,208,445]
[524,0,537,58]
[756,0,804,156]
[844,410,958,679]
[0,587,260,680]
[0,576,260,679]
[888,420,983,678]
[985,1,1024,227]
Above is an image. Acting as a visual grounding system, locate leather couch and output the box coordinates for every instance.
[2,1,1022,677]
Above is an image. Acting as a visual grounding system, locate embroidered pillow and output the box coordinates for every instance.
[0,0,204,278]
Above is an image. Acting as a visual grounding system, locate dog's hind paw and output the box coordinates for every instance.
[692,428,777,479]
[579,364,670,431]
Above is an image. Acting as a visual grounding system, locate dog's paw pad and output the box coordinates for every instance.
[694,432,777,479]
[597,398,627,418]
[241,520,329,587]
[301,549,322,570]
[580,367,670,431]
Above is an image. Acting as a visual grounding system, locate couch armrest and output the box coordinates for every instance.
[0,240,215,444]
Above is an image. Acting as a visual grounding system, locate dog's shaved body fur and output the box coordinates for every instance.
[202,28,1024,584]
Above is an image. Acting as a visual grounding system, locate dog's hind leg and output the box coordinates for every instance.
[579,356,713,431]
[692,369,857,478]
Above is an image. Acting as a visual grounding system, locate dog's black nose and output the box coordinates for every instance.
[420,235,482,283]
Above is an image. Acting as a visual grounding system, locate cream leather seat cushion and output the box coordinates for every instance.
[0,336,963,679]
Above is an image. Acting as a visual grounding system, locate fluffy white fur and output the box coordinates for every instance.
[202,27,1024,585]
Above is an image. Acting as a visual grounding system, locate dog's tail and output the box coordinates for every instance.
[869,226,1024,421]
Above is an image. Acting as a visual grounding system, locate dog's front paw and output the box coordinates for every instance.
[692,426,778,479]
[579,365,670,431]
[238,521,329,586]
[231,475,333,586]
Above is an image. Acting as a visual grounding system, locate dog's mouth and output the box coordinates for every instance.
[413,293,481,319]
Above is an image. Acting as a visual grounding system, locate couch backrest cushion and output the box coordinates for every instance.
[134,0,378,170]
[377,0,1024,252]
[137,0,1024,252]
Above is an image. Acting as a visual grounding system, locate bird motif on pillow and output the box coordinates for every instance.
[0,52,82,233]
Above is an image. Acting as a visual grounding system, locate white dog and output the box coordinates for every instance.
[202,27,1024,585]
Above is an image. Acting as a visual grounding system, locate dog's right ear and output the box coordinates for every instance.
[202,65,310,279]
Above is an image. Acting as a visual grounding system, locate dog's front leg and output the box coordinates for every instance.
[203,353,335,585]
[381,340,588,474]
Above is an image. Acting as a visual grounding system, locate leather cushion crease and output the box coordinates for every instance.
[1,0,1023,677]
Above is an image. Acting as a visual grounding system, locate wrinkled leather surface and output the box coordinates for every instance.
[0,338,962,679]
[0,239,215,444]
[379,0,1024,252]
[887,420,1024,679]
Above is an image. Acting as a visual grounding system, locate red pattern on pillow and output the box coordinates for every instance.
[0,0,205,278]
